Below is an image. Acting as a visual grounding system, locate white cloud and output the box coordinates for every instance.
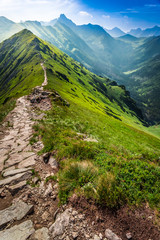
[145,4,158,7]
[26,0,50,4]
[0,0,81,22]
[102,15,110,19]
[79,11,93,18]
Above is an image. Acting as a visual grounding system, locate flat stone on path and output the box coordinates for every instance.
[5,152,36,168]
[3,168,32,178]
[18,156,36,168]
[8,180,28,195]
[0,200,33,229]
[0,172,32,187]
[0,220,35,240]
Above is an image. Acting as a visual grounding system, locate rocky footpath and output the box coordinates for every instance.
[0,64,119,240]
[0,64,159,240]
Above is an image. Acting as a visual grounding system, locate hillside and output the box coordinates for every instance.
[123,36,160,123]
[0,29,143,125]
[0,16,160,124]
[124,54,160,123]
[0,29,160,239]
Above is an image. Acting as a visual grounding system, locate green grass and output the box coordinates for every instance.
[0,99,16,123]
[148,125,160,138]
[1,29,160,211]
[35,97,160,210]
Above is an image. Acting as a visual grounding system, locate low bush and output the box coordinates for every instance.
[59,161,98,203]
[96,173,126,208]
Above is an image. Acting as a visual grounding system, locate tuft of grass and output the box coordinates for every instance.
[45,175,57,183]
[59,161,98,204]
[96,173,126,208]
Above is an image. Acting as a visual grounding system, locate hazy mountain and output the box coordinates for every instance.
[57,14,76,30]
[0,16,23,42]
[41,18,57,26]
[128,28,143,37]
[119,34,138,42]
[128,25,160,37]
[105,27,126,37]
[122,36,160,123]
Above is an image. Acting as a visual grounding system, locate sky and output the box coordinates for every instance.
[0,0,160,31]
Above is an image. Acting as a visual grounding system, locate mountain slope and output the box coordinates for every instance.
[0,16,23,42]
[0,29,45,104]
[124,54,160,123]
[119,34,138,42]
[0,16,160,123]
[0,29,144,125]
[1,30,160,214]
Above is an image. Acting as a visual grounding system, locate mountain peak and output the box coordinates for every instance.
[105,27,125,37]
[57,14,76,29]
[59,14,67,20]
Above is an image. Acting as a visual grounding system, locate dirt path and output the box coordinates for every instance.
[41,62,48,87]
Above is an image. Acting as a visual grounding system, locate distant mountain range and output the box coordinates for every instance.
[0,15,160,123]
[105,27,126,37]
[128,25,160,37]
[105,25,160,38]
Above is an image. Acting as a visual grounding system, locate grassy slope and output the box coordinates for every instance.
[0,30,160,210]
[0,29,45,121]
[33,37,160,210]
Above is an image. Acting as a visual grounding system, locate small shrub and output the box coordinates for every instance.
[59,161,98,203]
[97,173,126,208]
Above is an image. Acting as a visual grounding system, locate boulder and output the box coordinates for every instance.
[48,156,58,169]
[49,209,70,238]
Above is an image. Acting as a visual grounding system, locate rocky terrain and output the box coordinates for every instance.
[0,64,159,240]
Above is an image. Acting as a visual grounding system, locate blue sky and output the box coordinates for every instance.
[0,0,160,31]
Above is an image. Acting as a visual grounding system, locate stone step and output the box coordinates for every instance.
[0,220,35,240]
[3,167,32,178]
[0,171,32,188]
[4,153,36,168]
[8,180,28,195]
[0,200,33,229]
